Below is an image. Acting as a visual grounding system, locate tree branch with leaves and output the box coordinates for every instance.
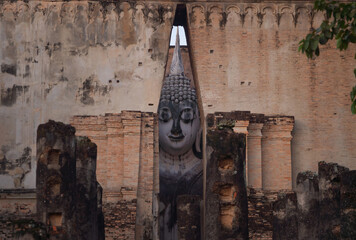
[299,0,356,114]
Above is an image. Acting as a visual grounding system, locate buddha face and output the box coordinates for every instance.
[159,100,200,156]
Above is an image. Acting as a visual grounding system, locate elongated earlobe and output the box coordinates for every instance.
[195,128,202,153]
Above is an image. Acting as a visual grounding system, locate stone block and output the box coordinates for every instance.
[177,195,201,240]
[340,170,356,239]
[75,136,98,240]
[273,192,298,240]
[318,161,349,239]
[296,171,319,240]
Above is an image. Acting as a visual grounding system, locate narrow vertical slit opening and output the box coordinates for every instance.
[157,4,203,240]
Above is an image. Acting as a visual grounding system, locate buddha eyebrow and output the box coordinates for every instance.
[180,106,193,110]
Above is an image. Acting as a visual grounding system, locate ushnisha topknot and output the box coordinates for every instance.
[159,74,197,104]
[170,28,184,75]
[159,28,197,104]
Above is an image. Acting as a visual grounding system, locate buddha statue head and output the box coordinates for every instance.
[158,30,201,157]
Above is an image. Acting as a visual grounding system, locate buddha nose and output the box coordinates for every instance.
[171,118,182,135]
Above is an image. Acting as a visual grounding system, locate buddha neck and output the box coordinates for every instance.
[160,147,197,163]
[159,147,201,176]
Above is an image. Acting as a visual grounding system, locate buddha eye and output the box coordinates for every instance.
[159,108,172,122]
[181,108,194,123]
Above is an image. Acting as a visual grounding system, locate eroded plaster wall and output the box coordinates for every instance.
[1,0,356,192]
[0,1,174,188]
[186,2,356,187]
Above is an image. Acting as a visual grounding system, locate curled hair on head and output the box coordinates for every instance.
[159,74,197,105]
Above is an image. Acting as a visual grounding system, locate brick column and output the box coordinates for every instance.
[122,111,142,201]
[261,116,294,190]
[105,114,124,193]
[247,122,264,189]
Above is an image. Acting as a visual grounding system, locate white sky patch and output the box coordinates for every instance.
[169,26,187,46]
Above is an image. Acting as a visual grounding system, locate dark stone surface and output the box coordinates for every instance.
[272,192,298,240]
[36,120,103,240]
[36,120,77,239]
[206,111,251,129]
[177,195,201,240]
[296,171,319,240]
[340,170,356,239]
[249,113,265,123]
[318,161,349,240]
[97,183,105,240]
[206,125,248,240]
[75,136,98,240]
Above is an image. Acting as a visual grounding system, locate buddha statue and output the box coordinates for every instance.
[158,30,202,240]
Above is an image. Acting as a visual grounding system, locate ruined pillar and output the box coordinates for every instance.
[340,170,356,239]
[262,116,294,190]
[232,114,250,186]
[247,114,264,189]
[37,120,103,239]
[296,171,319,240]
[36,120,77,239]
[97,183,105,240]
[72,112,158,240]
[177,195,201,240]
[318,161,349,239]
[206,113,248,240]
[75,136,98,240]
[273,192,298,240]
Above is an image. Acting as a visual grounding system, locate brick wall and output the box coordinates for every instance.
[103,201,137,240]
[247,188,279,240]
[187,2,356,187]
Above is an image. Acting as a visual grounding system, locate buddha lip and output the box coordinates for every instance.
[169,135,184,141]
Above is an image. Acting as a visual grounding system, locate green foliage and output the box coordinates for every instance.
[217,119,235,130]
[298,0,356,114]
[351,85,356,114]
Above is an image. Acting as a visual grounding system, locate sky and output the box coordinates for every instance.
[169,26,187,46]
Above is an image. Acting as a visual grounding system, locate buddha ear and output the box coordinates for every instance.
[195,128,202,153]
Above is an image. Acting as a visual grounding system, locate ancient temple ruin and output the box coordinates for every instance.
[0,0,356,239]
